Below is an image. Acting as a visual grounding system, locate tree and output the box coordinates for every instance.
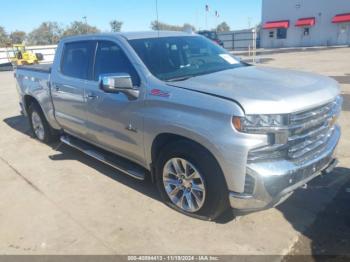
[110,20,123,32]
[216,22,231,32]
[9,31,26,44]
[0,26,10,47]
[150,21,196,32]
[27,22,63,45]
[183,23,196,32]
[63,21,100,37]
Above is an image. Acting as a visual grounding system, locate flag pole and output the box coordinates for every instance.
[205,9,208,29]
[205,4,209,30]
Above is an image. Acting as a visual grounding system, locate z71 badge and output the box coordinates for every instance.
[150,89,170,98]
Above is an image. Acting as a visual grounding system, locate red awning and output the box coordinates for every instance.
[295,17,316,27]
[332,13,350,23]
[263,20,289,29]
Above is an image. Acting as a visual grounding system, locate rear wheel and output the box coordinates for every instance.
[155,140,229,221]
[28,103,58,144]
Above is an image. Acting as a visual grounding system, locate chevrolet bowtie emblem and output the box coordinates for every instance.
[329,115,338,128]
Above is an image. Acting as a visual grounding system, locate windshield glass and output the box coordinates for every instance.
[129,36,245,81]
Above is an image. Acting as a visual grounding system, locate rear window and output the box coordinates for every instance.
[61,41,95,80]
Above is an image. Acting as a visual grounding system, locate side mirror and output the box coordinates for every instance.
[99,73,139,99]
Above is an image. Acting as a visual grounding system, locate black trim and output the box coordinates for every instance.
[17,64,52,73]
[166,83,245,114]
[92,41,99,81]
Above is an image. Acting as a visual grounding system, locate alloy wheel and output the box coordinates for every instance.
[163,158,206,213]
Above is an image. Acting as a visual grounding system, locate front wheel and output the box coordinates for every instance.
[155,140,229,221]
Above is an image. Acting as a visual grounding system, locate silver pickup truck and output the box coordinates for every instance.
[15,31,342,220]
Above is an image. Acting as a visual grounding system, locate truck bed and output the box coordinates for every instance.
[17,63,52,73]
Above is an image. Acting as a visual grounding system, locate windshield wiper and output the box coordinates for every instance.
[165,76,195,82]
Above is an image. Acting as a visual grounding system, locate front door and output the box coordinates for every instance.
[337,24,350,45]
[301,27,312,47]
[51,40,96,137]
[84,40,145,165]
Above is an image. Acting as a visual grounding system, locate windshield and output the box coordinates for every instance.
[129,36,245,81]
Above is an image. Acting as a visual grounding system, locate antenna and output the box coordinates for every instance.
[155,0,160,36]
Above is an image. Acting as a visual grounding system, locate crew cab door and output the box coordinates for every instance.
[84,40,145,165]
[51,41,96,137]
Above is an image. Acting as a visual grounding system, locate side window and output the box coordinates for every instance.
[94,41,140,86]
[277,28,287,39]
[61,41,95,80]
[269,31,274,38]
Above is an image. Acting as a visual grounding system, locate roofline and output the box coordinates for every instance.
[59,31,198,42]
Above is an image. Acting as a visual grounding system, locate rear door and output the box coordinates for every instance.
[51,41,96,137]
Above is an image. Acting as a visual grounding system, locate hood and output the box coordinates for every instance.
[168,66,340,115]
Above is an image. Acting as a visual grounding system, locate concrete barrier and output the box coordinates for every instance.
[0,45,57,65]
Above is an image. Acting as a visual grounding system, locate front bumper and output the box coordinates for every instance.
[229,126,340,213]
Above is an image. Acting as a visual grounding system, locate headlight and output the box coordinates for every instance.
[232,115,290,161]
[232,114,289,134]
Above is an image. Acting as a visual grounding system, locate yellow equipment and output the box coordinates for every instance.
[6,44,39,66]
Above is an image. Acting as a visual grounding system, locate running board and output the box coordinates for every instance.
[60,135,146,180]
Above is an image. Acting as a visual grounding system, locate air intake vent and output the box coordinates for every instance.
[244,174,256,195]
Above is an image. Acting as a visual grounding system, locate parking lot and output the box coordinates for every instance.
[0,47,349,256]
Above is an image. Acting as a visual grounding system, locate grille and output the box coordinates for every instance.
[288,97,342,163]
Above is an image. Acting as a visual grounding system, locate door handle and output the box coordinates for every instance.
[51,83,61,92]
[85,93,99,100]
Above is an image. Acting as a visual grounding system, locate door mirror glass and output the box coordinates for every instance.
[99,73,134,93]
[99,73,139,99]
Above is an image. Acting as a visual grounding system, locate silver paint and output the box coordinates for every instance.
[15,32,342,212]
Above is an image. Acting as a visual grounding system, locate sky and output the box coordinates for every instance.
[0,0,262,33]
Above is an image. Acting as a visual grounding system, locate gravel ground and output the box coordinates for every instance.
[285,179,350,261]
[258,47,350,261]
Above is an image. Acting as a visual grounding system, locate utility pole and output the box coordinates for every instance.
[248,17,252,28]
[252,27,257,63]
[155,0,159,29]
[82,16,88,34]
[155,0,160,36]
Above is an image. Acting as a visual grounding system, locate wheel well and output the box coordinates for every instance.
[151,133,215,165]
[150,134,206,183]
[150,133,226,189]
[23,95,39,114]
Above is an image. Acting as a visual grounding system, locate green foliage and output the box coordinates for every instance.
[151,21,196,32]
[215,22,231,32]
[9,31,26,44]
[27,22,63,45]
[62,21,100,37]
[110,20,123,32]
[0,26,10,47]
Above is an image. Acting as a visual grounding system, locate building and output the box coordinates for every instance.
[261,0,350,48]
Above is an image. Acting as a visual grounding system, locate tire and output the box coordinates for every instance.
[155,140,230,221]
[28,103,58,144]
[35,53,44,61]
